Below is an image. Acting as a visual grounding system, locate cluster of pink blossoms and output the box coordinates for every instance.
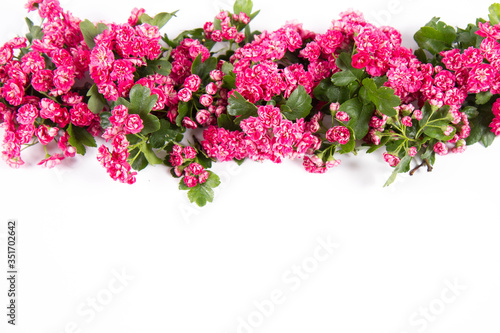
[0,0,99,168]
[202,104,325,167]
[96,105,143,184]
[168,144,210,188]
[204,10,248,43]
[89,21,162,101]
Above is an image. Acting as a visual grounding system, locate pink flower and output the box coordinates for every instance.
[184,74,201,92]
[383,152,400,167]
[187,162,204,176]
[183,146,197,159]
[408,147,417,157]
[326,126,350,144]
[182,117,197,129]
[335,111,350,122]
[123,114,144,134]
[199,94,213,107]
[401,116,412,127]
[36,125,58,145]
[169,153,183,167]
[352,52,371,69]
[70,103,94,127]
[206,82,218,95]
[53,65,76,94]
[210,70,224,81]
[195,109,211,125]
[198,170,210,184]
[178,88,192,102]
[38,154,64,168]
[128,8,145,26]
[2,80,24,106]
[257,105,282,128]
[183,175,198,188]
[413,109,423,121]
[31,69,54,92]
[16,104,39,125]
[433,142,449,156]
[110,105,129,126]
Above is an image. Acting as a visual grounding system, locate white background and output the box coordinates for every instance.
[1,0,499,332]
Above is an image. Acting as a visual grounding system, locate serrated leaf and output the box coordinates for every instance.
[25,18,43,43]
[361,78,399,117]
[127,84,158,117]
[384,155,412,187]
[234,0,253,15]
[227,91,258,123]
[339,98,375,140]
[145,58,172,76]
[423,122,455,141]
[281,85,312,120]
[221,62,234,75]
[144,11,178,29]
[466,106,495,146]
[489,4,500,25]
[87,84,107,114]
[67,124,97,155]
[313,79,343,103]
[185,171,221,207]
[414,18,456,55]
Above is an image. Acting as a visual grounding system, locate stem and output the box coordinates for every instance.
[409,158,433,176]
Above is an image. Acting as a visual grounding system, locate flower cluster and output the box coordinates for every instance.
[1,0,500,206]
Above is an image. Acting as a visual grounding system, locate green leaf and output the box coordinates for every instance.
[141,114,161,135]
[422,121,455,141]
[139,11,178,29]
[144,58,172,76]
[489,4,500,25]
[233,0,253,15]
[281,85,312,120]
[79,20,107,49]
[217,114,239,131]
[313,79,345,103]
[331,70,358,86]
[25,18,43,43]
[176,101,190,127]
[127,84,158,117]
[222,72,237,89]
[182,171,221,207]
[360,78,400,117]
[456,24,483,49]
[128,148,148,171]
[481,131,496,147]
[139,142,162,165]
[221,62,234,75]
[339,98,375,140]
[466,106,495,146]
[227,92,258,123]
[414,18,456,55]
[150,119,184,149]
[87,84,107,114]
[191,54,218,84]
[67,124,97,155]
[476,91,493,105]
[384,155,412,187]
[100,111,112,130]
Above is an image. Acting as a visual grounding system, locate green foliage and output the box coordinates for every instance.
[280,85,313,120]
[414,17,456,55]
[384,155,413,187]
[360,78,400,117]
[79,20,108,49]
[176,101,191,127]
[233,0,253,15]
[227,92,258,123]
[217,114,239,131]
[138,11,177,29]
[150,119,184,149]
[25,18,43,43]
[339,98,374,140]
[191,54,218,84]
[87,84,107,114]
[489,3,500,25]
[67,124,97,155]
